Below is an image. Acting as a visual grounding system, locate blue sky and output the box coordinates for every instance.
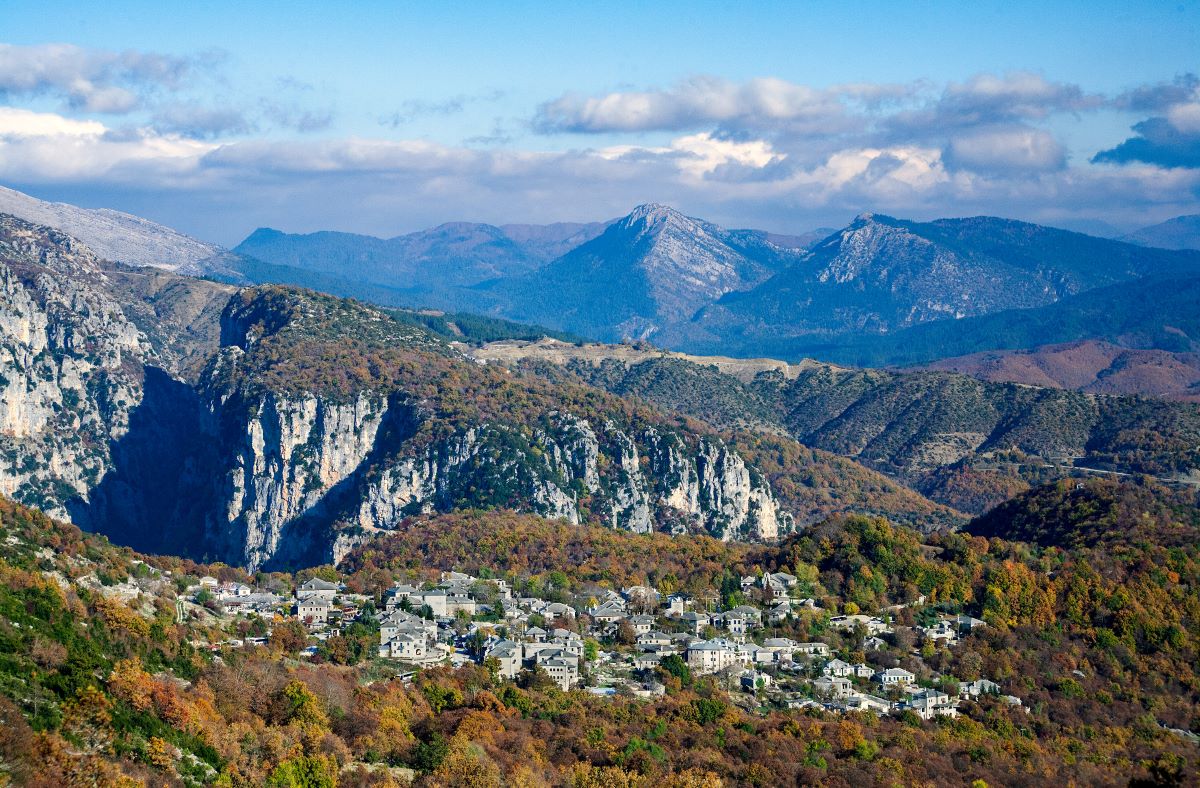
[2,1,1199,244]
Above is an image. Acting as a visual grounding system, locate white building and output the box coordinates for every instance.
[904,688,958,719]
[297,578,339,601]
[874,668,916,687]
[829,614,890,635]
[823,658,854,678]
[628,614,656,634]
[687,639,739,675]
[794,642,831,658]
[679,611,710,635]
[814,676,853,698]
[534,649,579,691]
[384,634,428,661]
[485,640,523,679]
[960,678,1001,698]
[416,589,476,618]
[296,599,331,625]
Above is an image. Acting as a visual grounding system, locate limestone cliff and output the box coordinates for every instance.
[0,217,146,517]
[204,389,786,570]
[0,217,829,572]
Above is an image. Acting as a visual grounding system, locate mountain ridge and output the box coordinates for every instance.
[0,185,241,276]
[1121,214,1200,250]
[680,212,1200,351]
[476,337,1200,514]
[485,203,802,340]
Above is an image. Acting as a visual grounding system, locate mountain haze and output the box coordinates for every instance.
[921,340,1200,402]
[1121,214,1200,250]
[681,213,1200,353]
[487,203,801,340]
[233,218,613,311]
[0,184,241,275]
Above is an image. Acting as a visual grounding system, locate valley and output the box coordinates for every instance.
[4,6,1200,785]
[0,188,1199,786]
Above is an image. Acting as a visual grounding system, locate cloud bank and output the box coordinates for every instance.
[1,48,1199,242]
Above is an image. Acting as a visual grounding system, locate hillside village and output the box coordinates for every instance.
[2,480,1195,785]
[183,562,1019,722]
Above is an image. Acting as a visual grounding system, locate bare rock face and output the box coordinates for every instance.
[0,218,147,517]
[0,215,792,572]
[217,391,391,568]
[207,392,786,570]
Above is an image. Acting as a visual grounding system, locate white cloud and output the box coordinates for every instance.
[597,132,783,178]
[0,43,196,114]
[941,72,1099,119]
[0,107,106,138]
[811,146,948,191]
[0,108,212,181]
[671,133,782,176]
[946,127,1066,173]
[535,76,862,134]
[1166,99,1200,134]
[1,104,1198,244]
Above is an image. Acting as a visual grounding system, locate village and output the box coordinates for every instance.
[182,565,1022,722]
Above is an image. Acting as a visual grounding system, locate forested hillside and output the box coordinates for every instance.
[492,341,1200,513]
[3,483,1196,785]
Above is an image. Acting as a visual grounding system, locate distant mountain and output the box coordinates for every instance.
[802,271,1200,367]
[1121,214,1200,250]
[486,203,801,341]
[13,183,1200,375]
[0,184,239,275]
[681,214,1200,353]
[232,219,613,310]
[749,227,837,250]
[921,340,1200,402]
[496,220,615,260]
[1044,217,1123,238]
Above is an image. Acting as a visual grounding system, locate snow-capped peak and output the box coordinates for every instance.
[624,203,690,228]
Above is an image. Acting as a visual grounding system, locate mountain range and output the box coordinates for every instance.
[675,212,1200,355]
[234,218,612,300]
[1121,214,1200,250]
[0,210,970,571]
[230,203,1200,377]
[9,182,1200,383]
[5,181,1200,401]
[0,184,1198,575]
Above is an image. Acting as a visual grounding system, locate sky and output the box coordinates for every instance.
[1,1,1199,245]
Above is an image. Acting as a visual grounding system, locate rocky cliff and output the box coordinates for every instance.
[0,215,978,572]
[0,216,146,517]
[198,293,788,569]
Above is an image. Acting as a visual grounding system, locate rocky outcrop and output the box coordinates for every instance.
[0,217,794,572]
[0,219,147,518]
[206,396,786,569]
[215,390,391,568]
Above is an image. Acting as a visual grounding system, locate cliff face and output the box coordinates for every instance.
[0,216,835,571]
[188,286,796,569]
[0,218,146,517]
[203,390,785,570]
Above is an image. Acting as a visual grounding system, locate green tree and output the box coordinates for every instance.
[266,754,337,788]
